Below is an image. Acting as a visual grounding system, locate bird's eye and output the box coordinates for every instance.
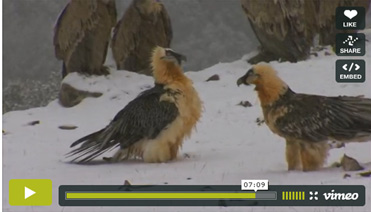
[165,50,173,56]
[247,69,254,76]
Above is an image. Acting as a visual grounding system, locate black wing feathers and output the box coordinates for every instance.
[67,84,179,163]
[70,129,104,148]
[273,91,371,142]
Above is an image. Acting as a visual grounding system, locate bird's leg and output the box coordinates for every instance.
[169,138,182,160]
[300,141,329,171]
[62,62,67,79]
[143,141,172,163]
[285,139,302,171]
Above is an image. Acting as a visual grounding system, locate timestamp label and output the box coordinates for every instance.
[241,179,269,192]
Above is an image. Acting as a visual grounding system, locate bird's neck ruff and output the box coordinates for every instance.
[254,73,289,106]
[151,49,190,85]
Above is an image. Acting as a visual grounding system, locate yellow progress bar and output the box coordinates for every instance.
[66,193,256,199]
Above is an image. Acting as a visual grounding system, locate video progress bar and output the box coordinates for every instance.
[66,192,276,200]
[59,185,365,206]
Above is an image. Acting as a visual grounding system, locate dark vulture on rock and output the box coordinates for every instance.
[240,0,370,64]
[54,0,117,78]
[111,0,172,75]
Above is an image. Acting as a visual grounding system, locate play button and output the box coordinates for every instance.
[25,187,36,199]
[9,179,52,206]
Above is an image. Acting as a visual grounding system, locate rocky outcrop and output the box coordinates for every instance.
[59,83,102,107]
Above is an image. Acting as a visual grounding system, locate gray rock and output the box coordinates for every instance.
[59,83,102,107]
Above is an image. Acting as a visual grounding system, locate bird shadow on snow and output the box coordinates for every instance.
[263,163,371,181]
[60,154,196,166]
[261,163,335,176]
[61,159,146,166]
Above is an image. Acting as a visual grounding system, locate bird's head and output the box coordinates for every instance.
[151,46,188,84]
[152,46,187,68]
[237,67,258,86]
[237,64,289,105]
[135,0,162,14]
[100,0,114,4]
[161,48,187,66]
[237,64,285,87]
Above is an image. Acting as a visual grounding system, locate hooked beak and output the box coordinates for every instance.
[172,52,187,64]
[162,50,187,65]
[237,74,249,87]
[237,68,255,87]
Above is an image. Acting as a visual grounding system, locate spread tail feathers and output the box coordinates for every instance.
[66,128,119,163]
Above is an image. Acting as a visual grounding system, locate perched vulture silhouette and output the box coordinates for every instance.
[111,0,172,75]
[241,0,317,63]
[54,0,117,78]
[240,0,370,64]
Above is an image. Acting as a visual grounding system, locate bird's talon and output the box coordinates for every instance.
[103,157,114,162]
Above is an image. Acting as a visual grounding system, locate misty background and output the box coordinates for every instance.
[3,0,258,112]
[3,0,371,113]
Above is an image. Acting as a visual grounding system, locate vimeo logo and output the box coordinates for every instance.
[323,190,359,201]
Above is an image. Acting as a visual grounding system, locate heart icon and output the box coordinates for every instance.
[344,10,358,19]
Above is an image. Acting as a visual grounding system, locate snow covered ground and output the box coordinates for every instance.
[3,31,371,212]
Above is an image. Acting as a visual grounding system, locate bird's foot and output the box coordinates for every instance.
[256,117,265,126]
[103,157,115,163]
[328,140,345,149]
[99,66,110,75]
